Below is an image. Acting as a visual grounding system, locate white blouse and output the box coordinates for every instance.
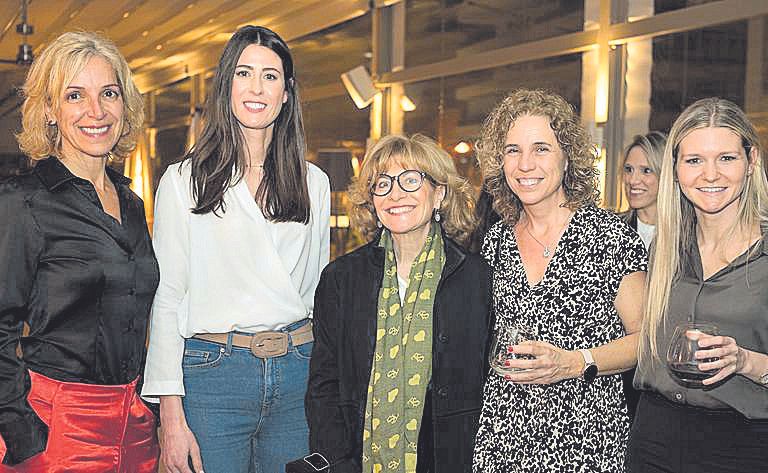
[141,161,330,398]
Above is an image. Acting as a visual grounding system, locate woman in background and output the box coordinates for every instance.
[142,25,330,473]
[307,134,491,473]
[629,98,768,472]
[472,89,646,472]
[618,131,666,420]
[0,31,158,472]
[620,131,666,250]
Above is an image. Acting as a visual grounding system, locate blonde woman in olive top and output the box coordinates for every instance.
[630,98,768,472]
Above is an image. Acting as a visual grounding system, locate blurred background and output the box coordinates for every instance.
[0,0,766,258]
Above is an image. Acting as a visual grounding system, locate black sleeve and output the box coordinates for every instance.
[0,186,48,465]
[481,260,494,384]
[305,267,358,473]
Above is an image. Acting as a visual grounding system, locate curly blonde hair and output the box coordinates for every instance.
[348,134,476,244]
[476,88,599,226]
[16,31,144,161]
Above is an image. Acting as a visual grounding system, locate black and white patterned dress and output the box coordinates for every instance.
[473,205,647,473]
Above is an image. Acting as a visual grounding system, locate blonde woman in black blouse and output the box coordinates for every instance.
[630,98,768,472]
[0,32,158,471]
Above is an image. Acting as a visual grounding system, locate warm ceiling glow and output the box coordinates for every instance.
[454,141,471,154]
[400,95,416,112]
[336,215,350,228]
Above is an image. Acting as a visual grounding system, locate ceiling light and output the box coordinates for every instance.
[454,141,471,154]
[155,44,163,51]
[122,11,130,18]
[141,30,149,37]
[399,95,416,112]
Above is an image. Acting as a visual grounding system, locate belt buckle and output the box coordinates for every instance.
[250,332,289,358]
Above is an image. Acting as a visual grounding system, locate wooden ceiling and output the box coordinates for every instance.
[0,0,369,92]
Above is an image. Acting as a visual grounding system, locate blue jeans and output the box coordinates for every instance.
[182,320,312,473]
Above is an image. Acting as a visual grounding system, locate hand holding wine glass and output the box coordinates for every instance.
[694,331,748,386]
[666,322,720,388]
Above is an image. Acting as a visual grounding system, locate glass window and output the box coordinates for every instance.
[405,0,584,68]
[649,20,747,132]
[153,126,188,190]
[290,14,372,89]
[653,0,721,15]
[290,14,372,258]
[403,53,583,186]
[154,78,191,125]
[304,94,370,155]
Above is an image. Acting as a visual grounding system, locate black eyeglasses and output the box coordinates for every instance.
[371,169,436,197]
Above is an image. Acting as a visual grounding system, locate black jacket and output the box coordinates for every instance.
[306,235,492,473]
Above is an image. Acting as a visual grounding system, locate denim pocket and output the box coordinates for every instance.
[182,346,224,369]
[291,341,313,360]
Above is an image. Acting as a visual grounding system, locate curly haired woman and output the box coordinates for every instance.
[472,89,647,472]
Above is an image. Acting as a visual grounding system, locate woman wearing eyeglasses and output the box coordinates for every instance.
[306,134,492,473]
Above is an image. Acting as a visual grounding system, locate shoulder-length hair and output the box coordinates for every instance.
[621,131,667,220]
[476,88,599,226]
[348,134,476,245]
[16,31,143,161]
[623,131,667,176]
[188,25,309,222]
[642,98,768,360]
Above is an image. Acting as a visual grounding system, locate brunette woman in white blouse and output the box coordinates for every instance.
[141,26,330,473]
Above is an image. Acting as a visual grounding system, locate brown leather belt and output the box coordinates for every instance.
[193,321,313,359]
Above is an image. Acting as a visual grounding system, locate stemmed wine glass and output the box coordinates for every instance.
[666,322,720,388]
[489,325,536,377]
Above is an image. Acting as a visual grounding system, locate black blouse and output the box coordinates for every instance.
[0,157,159,465]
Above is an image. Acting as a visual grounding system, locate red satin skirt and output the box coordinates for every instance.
[0,371,159,472]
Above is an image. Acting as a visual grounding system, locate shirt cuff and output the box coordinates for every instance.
[139,380,186,403]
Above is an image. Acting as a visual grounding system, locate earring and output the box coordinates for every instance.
[434,210,441,222]
[376,219,382,228]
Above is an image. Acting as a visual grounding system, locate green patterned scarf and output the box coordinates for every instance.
[362,222,445,473]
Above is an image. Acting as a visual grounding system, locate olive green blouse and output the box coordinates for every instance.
[635,234,768,419]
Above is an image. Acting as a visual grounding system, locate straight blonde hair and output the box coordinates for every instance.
[641,98,768,360]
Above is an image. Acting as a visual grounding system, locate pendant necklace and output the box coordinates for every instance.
[524,215,571,258]
[525,226,553,258]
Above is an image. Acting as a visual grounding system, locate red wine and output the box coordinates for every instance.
[668,361,716,385]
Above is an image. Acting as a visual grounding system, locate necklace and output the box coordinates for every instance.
[525,225,553,257]
[523,215,572,258]
[244,163,264,168]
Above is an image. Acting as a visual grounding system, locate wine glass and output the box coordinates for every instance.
[489,325,536,377]
[666,322,720,388]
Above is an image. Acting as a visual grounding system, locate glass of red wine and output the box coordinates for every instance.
[666,322,720,388]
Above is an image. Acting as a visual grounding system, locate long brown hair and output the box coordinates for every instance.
[187,25,309,222]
